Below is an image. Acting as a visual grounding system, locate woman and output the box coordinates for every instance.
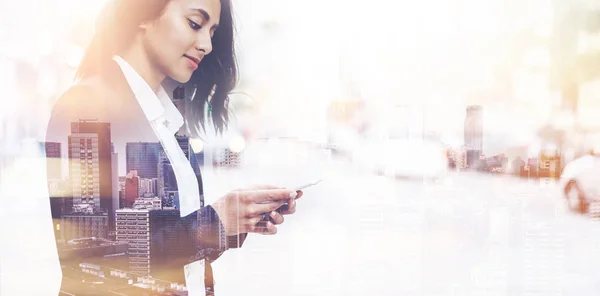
[45,0,302,294]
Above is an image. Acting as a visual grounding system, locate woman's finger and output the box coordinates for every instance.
[280,199,296,215]
[249,221,277,235]
[248,184,284,190]
[269,210,284,225]
[265,221,278,235]
[247,189,297,203]
[247,200,287,216]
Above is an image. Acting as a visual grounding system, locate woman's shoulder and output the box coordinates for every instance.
[52,77,107,114]
[46,71,151,143]
[50,74,130,122]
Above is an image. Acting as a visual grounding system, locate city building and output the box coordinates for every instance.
[111,146,119,226]
[126,142,162,179]
[116,206,195,280]
[44,142,62,180]
[61,211,109,241]
[464,105,483,168]
[125,170,140,208]
[68,120,115,230]
[158,151,177,200]
[164,191,179,209]
[139,178,158,198]
[454,146,468,170]
[132,197,162,210]
[115,209,151,276]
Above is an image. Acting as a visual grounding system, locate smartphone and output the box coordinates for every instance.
[261,179,323,222]
[294,179,323,192]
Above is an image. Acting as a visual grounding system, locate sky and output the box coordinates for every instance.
[3,0,595,157]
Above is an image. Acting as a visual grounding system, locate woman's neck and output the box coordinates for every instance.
[118,44,165,93]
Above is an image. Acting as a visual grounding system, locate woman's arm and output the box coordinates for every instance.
[185,150,247,264]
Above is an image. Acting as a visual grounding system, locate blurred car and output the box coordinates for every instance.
[559,152,600,213]
[352,133,449,179]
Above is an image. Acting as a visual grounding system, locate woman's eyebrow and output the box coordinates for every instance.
[189,8,219,29]
[190,8,211,21]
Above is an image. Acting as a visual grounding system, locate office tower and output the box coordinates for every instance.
[126,142,162,179]
[157,151,177,199]
[139,178,158,198]
[116,209,151,276]
[152,178,158,197]
[125,170,140,208]
[112,147,119,221]
[68,120,114,230]
[44,142,62,180]
[464,105,483,168]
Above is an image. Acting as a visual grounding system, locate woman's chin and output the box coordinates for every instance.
[169,71,193,84]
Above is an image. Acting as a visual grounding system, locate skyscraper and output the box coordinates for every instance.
[125,170,140,208]
[157,151,177,200]
[111,145,119,224]
[139,178,158,197]
[464,105,483,168]
[68,120,115,230]
[126,142,162,179]
[115,209,151,276]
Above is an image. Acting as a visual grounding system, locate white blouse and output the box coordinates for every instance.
[113,55,201,217]
[113,56,207,295]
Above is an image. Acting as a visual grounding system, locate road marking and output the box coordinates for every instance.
[108,290,127,296]
[59,291,76,296]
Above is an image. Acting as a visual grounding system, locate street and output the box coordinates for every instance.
[199,144,600,296]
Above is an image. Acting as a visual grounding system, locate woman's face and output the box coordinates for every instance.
[142,0,221,83]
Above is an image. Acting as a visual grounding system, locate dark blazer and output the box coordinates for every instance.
[45,60,246,294]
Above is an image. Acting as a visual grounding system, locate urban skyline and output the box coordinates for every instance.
[44,117,205,292]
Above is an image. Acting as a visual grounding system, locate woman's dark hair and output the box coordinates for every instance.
[76,0,237,135]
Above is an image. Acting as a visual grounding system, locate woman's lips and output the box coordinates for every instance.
[183,54,200,70]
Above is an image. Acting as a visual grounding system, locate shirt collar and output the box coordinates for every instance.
[112,55,184,134]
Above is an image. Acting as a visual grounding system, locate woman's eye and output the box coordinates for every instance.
[188,19,201,30]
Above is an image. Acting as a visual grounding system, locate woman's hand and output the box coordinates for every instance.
[211,185,303,236]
